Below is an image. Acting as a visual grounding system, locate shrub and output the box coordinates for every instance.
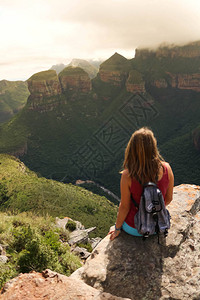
[65,220,76,232]
[18,235,58,273]
[0,263,17,289]
[77,242,93,253]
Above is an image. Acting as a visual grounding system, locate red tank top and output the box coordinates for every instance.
[125,164,169,228]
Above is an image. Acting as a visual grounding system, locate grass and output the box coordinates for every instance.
[59,66,88,77]
[0,154,117,238]
[100,53,131,72]
[28,70,58,81]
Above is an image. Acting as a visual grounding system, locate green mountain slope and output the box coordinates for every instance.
[0,154,117,237]
[0,80,29,124]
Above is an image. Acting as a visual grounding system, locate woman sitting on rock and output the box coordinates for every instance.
[109,127,174,240]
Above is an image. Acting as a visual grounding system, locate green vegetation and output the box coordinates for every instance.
[76,242,93,253]
[0,80,29,124]
[59,66,88,77]
[65,220,77,232]
[127,70,144,84]
[28,70,58,81]
[100,52,131,72]
[0,211,82,289]
[0,110,29,153]
[0,154,117,237]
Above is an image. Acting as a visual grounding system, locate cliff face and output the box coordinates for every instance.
[125,70,146,93]
[27,67,91,111]
[59,66,91,93]
[98,53,130,87]
[27,70,62,111]
[167,72,200,92]
[27,70,62,100]
[99,70,127,87]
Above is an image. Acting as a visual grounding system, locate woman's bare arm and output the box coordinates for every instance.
[164,163,174,206]
[109,170,131,240]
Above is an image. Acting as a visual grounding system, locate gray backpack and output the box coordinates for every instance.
[131,182,170,242]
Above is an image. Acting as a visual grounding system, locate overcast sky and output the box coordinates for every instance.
[1,0,200,81]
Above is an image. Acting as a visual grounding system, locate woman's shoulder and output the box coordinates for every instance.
[121,169,132,186]
[121,169,130,177]
[161,161,174,178]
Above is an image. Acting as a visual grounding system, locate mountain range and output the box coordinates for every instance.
[0,41,200,195]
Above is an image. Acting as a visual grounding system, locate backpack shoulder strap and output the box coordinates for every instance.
[130,193,139,208]
[144,182,158,188]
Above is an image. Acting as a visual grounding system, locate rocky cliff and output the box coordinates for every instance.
[27,67,91,111]
[59,66,91,93]
[125,70,146,93]
[27,70,62,111]
[98,53,130,87]
[71,184,200,300]
[1,184,199,300]
[166,72,200,92]
[28,70,62,100]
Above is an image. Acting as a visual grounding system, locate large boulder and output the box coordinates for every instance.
[71,184,200,300]
[0,269,130,300]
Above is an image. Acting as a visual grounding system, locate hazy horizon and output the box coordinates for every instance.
[1,0,200,81]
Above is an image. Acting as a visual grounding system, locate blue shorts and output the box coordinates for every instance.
[122,221,143,237]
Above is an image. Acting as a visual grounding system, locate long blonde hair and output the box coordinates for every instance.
[123,127,164,184]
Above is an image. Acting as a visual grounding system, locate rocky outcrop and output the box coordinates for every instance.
[27,70,63,112]
[166,72,199,91]
[0,269,130,300]
[59,66,91,93]
[99,70,127,87]
[98,53,130,87]
[167,72,200,92]
[71,184,200,300]
[151,73,200,91]
[27,70,62,100]
[125,70,146,93]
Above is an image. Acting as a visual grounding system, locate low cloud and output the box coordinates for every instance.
[1,0,200,80]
